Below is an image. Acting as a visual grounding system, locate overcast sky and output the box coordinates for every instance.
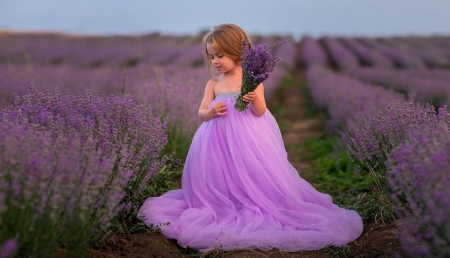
[1,0,450,40]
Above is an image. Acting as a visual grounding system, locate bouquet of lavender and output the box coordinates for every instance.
[234,40,284,111]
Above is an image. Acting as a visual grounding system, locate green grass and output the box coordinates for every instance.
[298,136,395,224]
[266,74,295,132]
[161,124,194,161]
[300,137,371,194]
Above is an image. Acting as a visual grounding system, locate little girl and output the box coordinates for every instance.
[138,24,363,252]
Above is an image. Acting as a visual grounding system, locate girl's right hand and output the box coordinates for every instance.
[212,102,227,117]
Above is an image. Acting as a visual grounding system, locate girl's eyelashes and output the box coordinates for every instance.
[208,54,224,59]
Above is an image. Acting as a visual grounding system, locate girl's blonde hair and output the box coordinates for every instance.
[202,24,252,77]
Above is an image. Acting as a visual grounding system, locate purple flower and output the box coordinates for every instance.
[387,123,450,257]
[301,36,328,67]
[0,87,168,256]
[322,36,359,69]
[234,40,283,111]
[0,239,18,258]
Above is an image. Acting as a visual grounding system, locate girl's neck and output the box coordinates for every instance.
[222,65,242,79]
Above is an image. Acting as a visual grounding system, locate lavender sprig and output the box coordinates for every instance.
[234,40,283,111]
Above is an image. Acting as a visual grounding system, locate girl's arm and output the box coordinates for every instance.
[198,79,227,122]
[243,83,266,117]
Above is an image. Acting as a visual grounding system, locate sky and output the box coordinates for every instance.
[1,0,450,40]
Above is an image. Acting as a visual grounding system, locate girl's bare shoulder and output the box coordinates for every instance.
[205,76,223,91]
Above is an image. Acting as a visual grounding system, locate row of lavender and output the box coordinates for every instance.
[303,35,450,256]
[0,32,205,68]
[0,33,296,135]
[324,35,450,108]
[0,32,285,69]
[303,35,450,69]
[0,63,209,136]
[0,32,296,256]
[0,88,168,257]
[345,67,450,107]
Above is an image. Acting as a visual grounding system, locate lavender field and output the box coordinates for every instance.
[1,31,450,257]
[303,35,450,257]
[0,31,296,257]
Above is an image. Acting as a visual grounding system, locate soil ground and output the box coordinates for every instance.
[77,43,405,258]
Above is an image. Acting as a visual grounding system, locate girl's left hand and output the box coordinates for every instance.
[243,92,257,103]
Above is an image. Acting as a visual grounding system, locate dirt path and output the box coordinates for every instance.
[272,46,325,179]
[83,43,404,258]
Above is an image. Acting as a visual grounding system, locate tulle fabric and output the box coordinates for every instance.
[138,93,363,252]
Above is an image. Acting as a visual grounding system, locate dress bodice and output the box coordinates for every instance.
[214,92,240,99]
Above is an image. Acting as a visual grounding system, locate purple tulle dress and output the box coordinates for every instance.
[138,92,363,252]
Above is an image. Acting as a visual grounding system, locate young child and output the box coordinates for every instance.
[138,24,363,252]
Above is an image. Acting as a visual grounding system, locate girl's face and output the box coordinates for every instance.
[206,44,239,75]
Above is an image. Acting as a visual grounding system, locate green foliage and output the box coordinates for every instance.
[279,73,295,91]
[322,243,354,257]
[299,137,396,223]
[311,170,373,196]
[109,161,183,236]
[161,124,194,161]
[300,82,329,120]
[1,202,60,258]
[334,191,396,224]
[0,189,119,258]
[266,74,295,133]
[301,136,336,159]
[143,166,183,198]
[300,137,372,196]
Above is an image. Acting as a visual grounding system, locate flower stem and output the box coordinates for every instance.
[234,96,249,111]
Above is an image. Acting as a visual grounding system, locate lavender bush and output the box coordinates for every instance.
[4,87,168,199]
[0,87,168,256]
[0,32,155,68]
[126,65,207,137]
[339,37,394,68]
[322,36,359,70]
[305,65,404,134]
[404,68,450,82]
[0,32,238,162]
[301,36,328,67]
[0,63,126,104]
[345,67,450,106]
[388,37,450,68]
[0,63,208,137]
[357,37,426,69]
[419,36,450,61]
[345,102,450,193]
[386,122,450,257]
[0,121,129,257]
